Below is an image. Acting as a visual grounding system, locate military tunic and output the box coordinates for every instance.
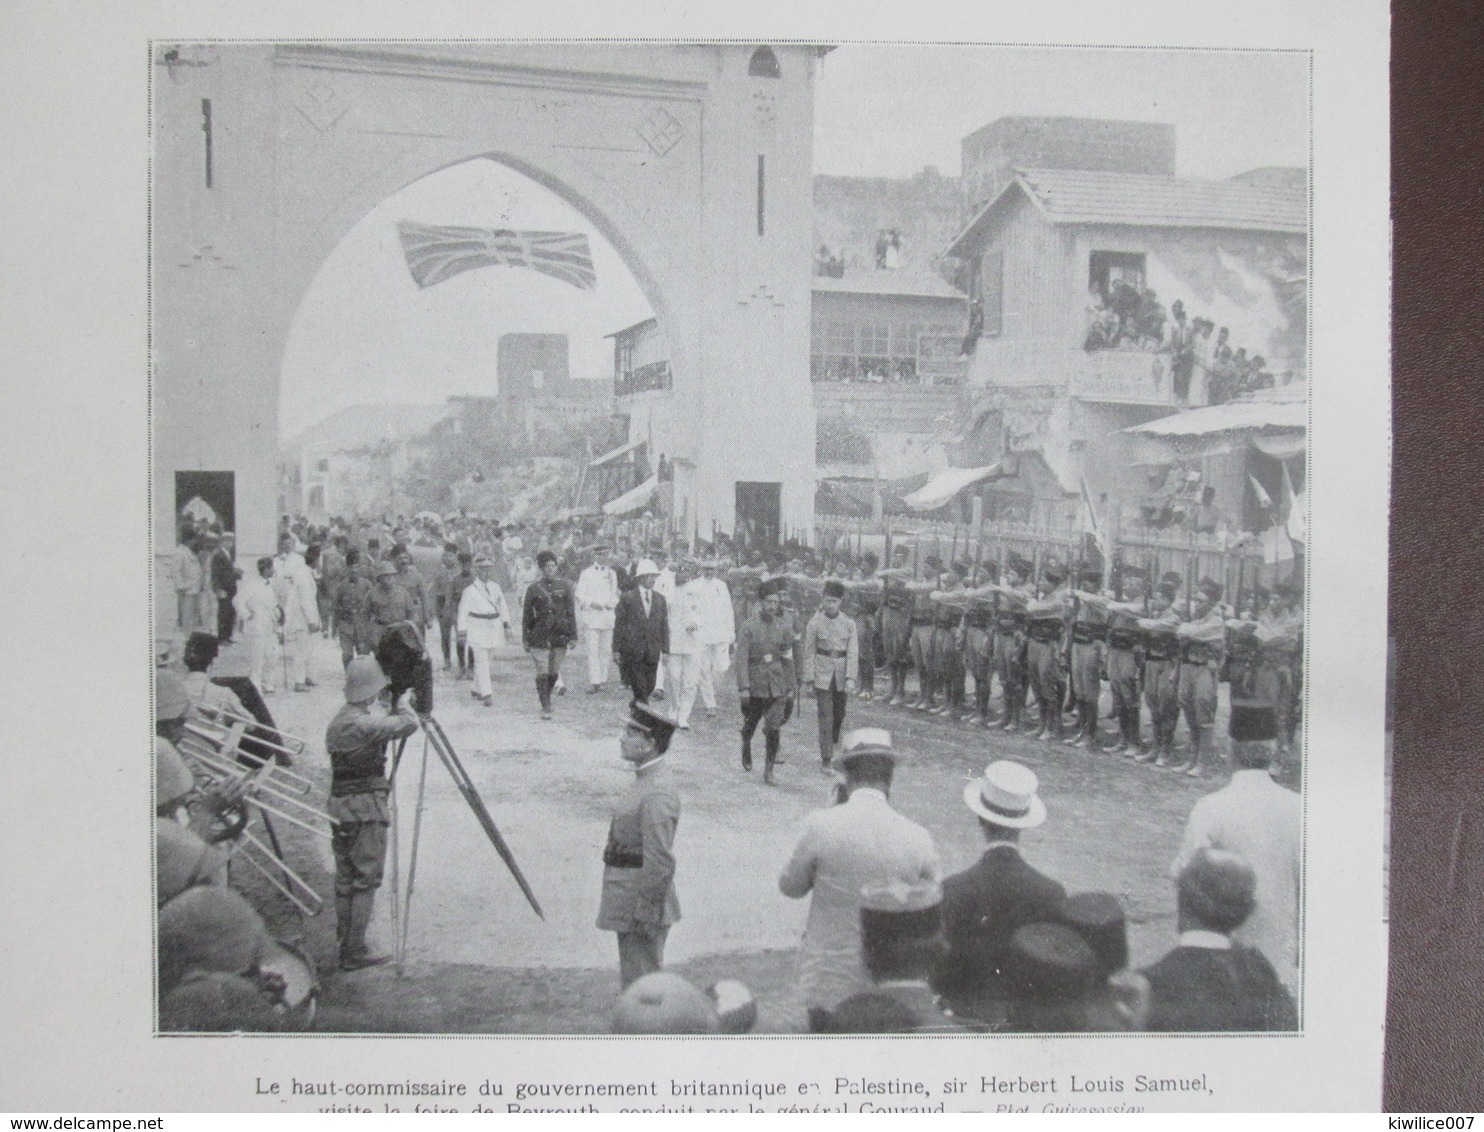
[596,763,681,988]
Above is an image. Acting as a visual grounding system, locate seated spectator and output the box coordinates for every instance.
[1136,848,1298,1031]
[934,761,1067,1026]
[812,879,965,1034]
[1059,891,1143,1031]
[180,631,249,718]
[611,972,722,1034]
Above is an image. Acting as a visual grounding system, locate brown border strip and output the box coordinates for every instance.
[1386,0,1484,1111]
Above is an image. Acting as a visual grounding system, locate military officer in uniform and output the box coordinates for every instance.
[456,553,512,707]
[597,701,681,988]
[1175,578,1228,777]
[735,576,799,784]
[801,579,859,769]
[1135,580,1184,766]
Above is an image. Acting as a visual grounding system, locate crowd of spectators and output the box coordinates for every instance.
[1084,283,1290,405]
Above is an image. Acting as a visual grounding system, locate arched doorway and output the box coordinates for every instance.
[279,157,657,523]
[152,42,819,570]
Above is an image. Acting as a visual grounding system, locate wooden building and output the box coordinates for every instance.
[945,164,1307,533]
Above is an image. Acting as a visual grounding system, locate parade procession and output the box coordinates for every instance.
[150,42,1308,1036]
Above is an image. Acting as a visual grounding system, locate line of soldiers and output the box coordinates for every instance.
[723,545,1302,780]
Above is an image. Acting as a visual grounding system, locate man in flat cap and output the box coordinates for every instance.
[1174,578,1228,776]
[456,553,512,708]
[936,760,1068,1026]
[801,579,859,768]
[1138,848,1297,1031]
[779,729,940,1022]
[1172,700,1301,993]
[736,576,799,783]
[597,702,682,988]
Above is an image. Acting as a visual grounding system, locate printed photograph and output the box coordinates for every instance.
[150,41,1309,1037]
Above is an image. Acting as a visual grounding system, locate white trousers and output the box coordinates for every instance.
[669,652,700,726]
[471,646,496,699]
[283,628,310,687]
[584,627,613,686]
[696,643,731,710]
[247,631,277,692]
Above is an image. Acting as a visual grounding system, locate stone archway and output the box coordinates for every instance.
[152,42,820,563]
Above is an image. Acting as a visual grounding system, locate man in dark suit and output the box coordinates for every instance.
[210,532,238,643]
[614,558,668,702]
[934,760,1067,1026]
[1137,847,1297,1032]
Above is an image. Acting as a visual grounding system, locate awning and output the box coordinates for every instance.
[902,463,1007,512]
[588,437,645,468]
[1123,400,1306,438]
[602,474,659,516]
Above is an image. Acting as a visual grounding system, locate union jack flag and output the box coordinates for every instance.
[397,221,597,291]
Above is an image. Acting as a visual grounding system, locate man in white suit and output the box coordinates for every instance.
[1172,701,1301,993]
[667,561,704,729]
[273,533,321,692]
[778,729,940,1023]
[689,558,736,717]
[575,549,620,692]
[457,554,511,707]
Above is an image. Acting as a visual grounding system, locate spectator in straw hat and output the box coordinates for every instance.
[935,760,1067,1027]
[779,729,939,1023]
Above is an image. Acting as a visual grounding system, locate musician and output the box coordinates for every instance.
[325,657,420,971]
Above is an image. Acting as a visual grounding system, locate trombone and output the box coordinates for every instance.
[176,703,333,917]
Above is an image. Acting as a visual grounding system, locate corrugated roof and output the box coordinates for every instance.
[812,268,966,301]
[949,167,1307,255]
[1123,399,1306,438]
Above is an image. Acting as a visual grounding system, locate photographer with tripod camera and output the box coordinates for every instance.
[325,656,420,971]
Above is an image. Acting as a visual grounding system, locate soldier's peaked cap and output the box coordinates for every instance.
[626,700,678,754]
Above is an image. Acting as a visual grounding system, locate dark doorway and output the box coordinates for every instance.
[735,481,781,552]
[175,470,236,534]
